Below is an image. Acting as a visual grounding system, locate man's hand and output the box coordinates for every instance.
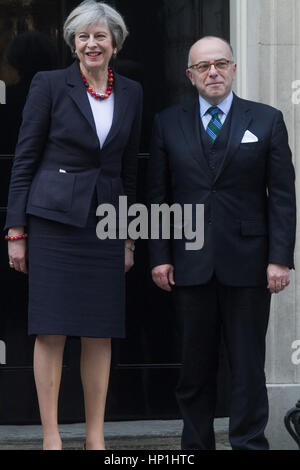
[152,264,175,292]
[125,241,135,273]
[267,264,290,294]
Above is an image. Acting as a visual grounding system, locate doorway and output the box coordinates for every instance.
[0,0,230,423]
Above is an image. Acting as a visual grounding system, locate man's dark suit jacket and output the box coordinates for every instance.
[148,94,296,286]
[5,61,143,231]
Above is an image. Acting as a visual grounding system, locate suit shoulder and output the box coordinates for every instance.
[30,68,68,89]
[237,96,282,117]
[34,67,67,80]
[155,102,187,121]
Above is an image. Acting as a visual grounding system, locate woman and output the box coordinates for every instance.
[5,0,142,450]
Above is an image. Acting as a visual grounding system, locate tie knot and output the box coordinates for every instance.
[207,106,221,117]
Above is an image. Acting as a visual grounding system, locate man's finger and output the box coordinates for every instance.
[168,269,175,286]
[160,275,172,291]
[275,280,283,293]
[153,274,170,291]
[268,279,276,293]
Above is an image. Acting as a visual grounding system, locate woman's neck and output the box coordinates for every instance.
[79,63,109,94]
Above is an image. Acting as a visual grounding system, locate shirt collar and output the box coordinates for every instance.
[199,91,234,118]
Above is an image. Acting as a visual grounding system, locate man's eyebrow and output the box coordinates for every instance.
[195,58,231,62]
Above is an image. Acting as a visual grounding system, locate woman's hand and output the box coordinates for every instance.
[7,227,28,274]
[125,241,135,273]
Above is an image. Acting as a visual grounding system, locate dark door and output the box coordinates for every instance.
[0,0,230,424]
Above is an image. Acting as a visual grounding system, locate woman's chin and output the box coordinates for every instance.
[84,59,108,70]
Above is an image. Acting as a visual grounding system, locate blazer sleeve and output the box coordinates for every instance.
[121,82,143,207]
[4,72,51,230]
[147,113,173,269]
[267,110,296,269]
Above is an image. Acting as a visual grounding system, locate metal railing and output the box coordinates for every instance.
[285,400,300,449]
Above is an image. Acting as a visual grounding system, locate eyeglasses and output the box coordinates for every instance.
[188,59,234,74]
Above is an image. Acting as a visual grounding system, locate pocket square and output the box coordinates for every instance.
[241,130,259,143]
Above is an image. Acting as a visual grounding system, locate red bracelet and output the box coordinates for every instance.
[5,233,28,241]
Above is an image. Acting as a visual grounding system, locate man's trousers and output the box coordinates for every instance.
[174,276,271,450]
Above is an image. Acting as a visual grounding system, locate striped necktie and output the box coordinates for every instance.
[206,106,222,143]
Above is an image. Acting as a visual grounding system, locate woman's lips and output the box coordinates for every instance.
[86,52,101,57]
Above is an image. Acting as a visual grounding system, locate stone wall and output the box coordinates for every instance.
[230,0,300,449]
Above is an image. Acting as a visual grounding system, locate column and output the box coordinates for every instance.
[230,0,300,450]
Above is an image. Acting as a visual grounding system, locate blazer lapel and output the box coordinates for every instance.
[214,94,252,183]
[66,61,98,135]
[179,100,212,178]
[66,63,130,151]
[102,73,129,150]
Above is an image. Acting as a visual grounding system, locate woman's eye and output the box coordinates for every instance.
[78,34,106,40]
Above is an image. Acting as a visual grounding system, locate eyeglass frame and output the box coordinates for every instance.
[187,58,235,74]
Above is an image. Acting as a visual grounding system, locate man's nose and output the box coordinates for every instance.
[208,64,218,76]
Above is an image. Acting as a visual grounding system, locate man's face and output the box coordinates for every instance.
[186,38,236,105]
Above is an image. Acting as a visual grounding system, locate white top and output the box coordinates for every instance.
[87,92,114,149]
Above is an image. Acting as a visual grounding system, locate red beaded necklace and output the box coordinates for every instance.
[78,61,114,100]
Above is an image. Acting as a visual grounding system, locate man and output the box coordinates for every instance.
[147,36,296,450]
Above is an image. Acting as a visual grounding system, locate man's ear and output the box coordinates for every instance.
[186,69,195,86]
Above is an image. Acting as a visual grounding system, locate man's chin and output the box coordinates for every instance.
[208,92,223,100]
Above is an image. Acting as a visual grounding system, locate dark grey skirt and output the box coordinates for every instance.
[27,209,125,338]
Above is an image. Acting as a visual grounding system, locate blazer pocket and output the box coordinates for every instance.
[239,141,264,151]
[31,170,75,213]
[240,220,268,237]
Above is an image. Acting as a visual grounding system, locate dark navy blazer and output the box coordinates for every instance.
[148,94,296,286]
[5,61,143,230]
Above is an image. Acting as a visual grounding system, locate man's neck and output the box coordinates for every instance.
[200,92,233,107]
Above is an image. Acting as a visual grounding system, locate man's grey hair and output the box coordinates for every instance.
[63,0,129,56]
[187,36,235,67]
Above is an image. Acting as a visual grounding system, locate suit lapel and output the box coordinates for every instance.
[66,63,130,150]
[66,61,98,135]
[102,73,129,150]
[214,94,252,183]
[179,100,212,179]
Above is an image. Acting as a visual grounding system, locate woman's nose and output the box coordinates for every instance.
[87,35,97,47]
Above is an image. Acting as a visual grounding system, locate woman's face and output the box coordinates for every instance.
[75,22,114,72]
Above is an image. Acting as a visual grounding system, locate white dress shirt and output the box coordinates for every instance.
[87,92,114,149]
